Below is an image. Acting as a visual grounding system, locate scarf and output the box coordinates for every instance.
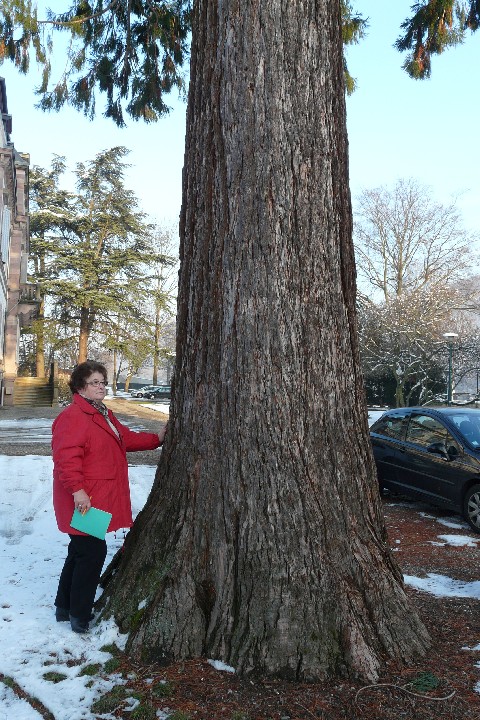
[80,395,120,439]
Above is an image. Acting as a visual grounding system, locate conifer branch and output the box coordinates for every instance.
[37,0,120,27]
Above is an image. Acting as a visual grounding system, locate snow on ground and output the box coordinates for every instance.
[0,454,156,720]
[431,534,480,548]
[140,403,170,414]
[0,412,479,718]
[419,512,468,530]
[404,573,480,598]
[0,418,54,444]
[106,390,170,416]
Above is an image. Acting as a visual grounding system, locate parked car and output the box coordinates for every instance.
[130,385,161,398]
[370,407,480,533]
[145,385,171,401]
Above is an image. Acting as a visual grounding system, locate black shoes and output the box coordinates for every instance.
[69,615,89,634]
[55,606,94,631]
[55,607,70,622]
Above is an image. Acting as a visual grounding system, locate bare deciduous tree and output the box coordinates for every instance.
[354,179,476,302]
[359,287,465,406]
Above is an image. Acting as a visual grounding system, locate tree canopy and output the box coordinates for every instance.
[28,147,174,363]
[396,0,480,79]
[0,0,192,125]
[3,2,477,124]
[354,178,480,407]
[353,178,476,302]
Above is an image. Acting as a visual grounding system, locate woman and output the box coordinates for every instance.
[52,360,167,633]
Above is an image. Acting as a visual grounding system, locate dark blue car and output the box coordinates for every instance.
[370,407,480,533]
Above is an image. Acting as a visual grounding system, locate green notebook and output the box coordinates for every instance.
[70,507,113,539]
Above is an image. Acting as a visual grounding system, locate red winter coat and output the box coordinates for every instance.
[52,393,160,535]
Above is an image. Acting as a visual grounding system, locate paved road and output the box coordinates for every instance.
[0,398,167,465]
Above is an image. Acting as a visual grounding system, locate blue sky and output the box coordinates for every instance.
[2,1,479,234]
[346,1,479,231]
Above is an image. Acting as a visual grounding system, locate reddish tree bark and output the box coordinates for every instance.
[102,0,429,680]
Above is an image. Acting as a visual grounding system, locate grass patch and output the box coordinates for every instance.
[168,713,192,720]
[99,642,122,656]
[152,679,175,697]
[91,685,128,714]
[79,663,102,676]
[405,671,441,692]
[103,657,122,673]
[42,671,67,683]
[129,607,145,631]
[131,702,157,719]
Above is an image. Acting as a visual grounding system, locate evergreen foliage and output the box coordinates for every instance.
[2,2,480,121]
[341,0,368,94]
[0,0,192,126]
[2,2,479,123]
[0,0,367,123]
[28,147,176,364]
[395,1,480,79]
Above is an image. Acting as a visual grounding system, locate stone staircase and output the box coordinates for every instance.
[13,377,55,407]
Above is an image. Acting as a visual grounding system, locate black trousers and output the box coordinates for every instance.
[55,534,107,620]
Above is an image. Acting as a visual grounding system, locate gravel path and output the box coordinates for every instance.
[0,397,168,465]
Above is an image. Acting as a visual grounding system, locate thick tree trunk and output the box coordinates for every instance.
[153,313,160,385]
[112,348,118,395]
[78,304,95,363]
[35,253,45,377]
[78,306,89,363]
[35,296,45,378]
[102,0,429,680]
[395,379,405,408]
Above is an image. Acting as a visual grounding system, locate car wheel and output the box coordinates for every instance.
[463,484,480,533]
[136,393,144,398]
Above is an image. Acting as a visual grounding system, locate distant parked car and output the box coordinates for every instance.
[130,385,161,398]
[370,407,480,533]
[145,385,171,401]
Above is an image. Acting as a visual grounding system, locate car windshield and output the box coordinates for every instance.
[445,411,480,449]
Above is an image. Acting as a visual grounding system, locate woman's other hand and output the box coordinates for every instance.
[158,423,168,445]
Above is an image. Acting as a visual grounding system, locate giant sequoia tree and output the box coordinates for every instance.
[98,0,430,680]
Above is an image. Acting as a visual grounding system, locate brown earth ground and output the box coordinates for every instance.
[101,497,480,720]
[1,399,479,719]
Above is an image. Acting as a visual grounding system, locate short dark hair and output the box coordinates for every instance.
[69,360,108,394]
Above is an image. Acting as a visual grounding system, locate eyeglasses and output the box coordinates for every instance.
[86,380,107,387]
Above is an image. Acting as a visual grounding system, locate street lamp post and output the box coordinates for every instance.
[443,332,458,406]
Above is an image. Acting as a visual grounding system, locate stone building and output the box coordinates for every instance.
[0,77,37,406]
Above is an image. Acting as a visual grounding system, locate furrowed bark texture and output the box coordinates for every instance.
[102,0,429,680]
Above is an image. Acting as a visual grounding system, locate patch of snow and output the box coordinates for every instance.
[434,535,480,547]
[0,455,156,719]
[404,573,480,599]
[207,659,235,673]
